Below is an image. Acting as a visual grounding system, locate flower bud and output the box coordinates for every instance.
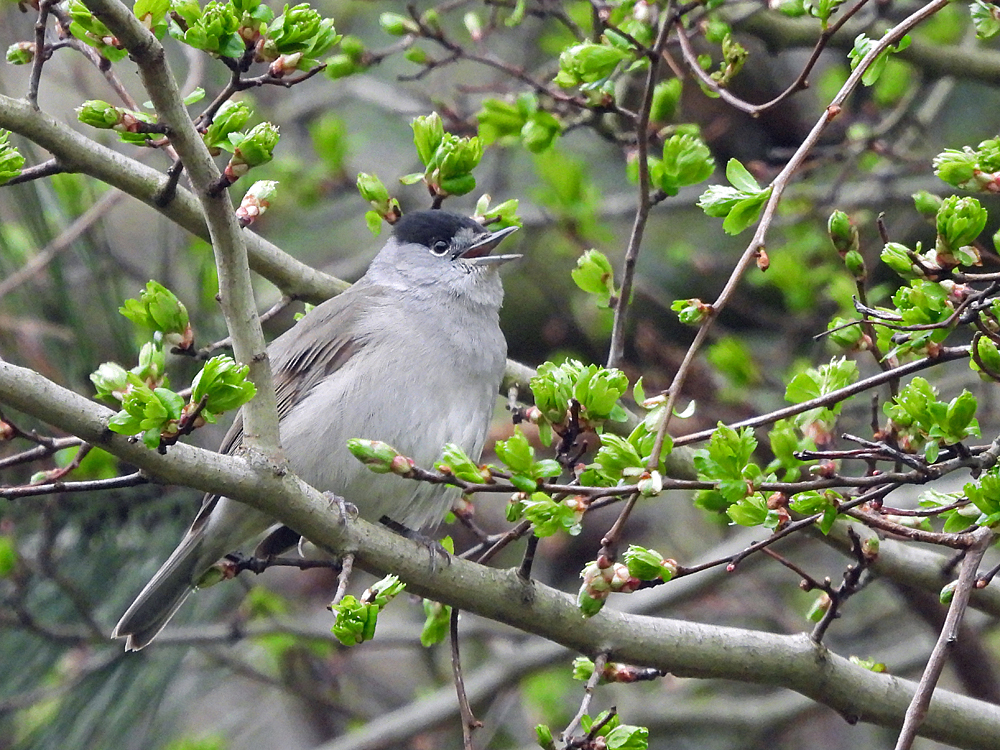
[236,179,278,226]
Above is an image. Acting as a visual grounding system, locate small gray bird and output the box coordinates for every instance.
[112,210,519,651]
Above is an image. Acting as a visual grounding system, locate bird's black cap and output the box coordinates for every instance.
[393,210,485,249]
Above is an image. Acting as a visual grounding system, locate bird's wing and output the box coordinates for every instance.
[186,284,375,535]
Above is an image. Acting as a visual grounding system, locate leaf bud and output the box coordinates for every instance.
[346,438,403,474]
[380,12,418,37]
[6,42,34,65]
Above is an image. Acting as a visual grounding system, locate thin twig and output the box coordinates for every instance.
[894,526,994,750]
[606,6,672,369]
[27,0,54,109]
[562,652,608,743]
[450,607,480,750]
[1,471,148,499]
[3,157,66,186]
[674,345,970,446]
[331,551,354,606]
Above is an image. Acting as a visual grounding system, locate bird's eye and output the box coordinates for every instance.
[431,240,449,256]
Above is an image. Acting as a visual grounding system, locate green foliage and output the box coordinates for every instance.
[76,100,159,145]
[933,138,1000,192]
[118,280,190,339]
[766,419,814,482]
[963,468,1000,527]
[879,280,956,359]
[256,3,339,72]
[66,0,130,61]
[189,355,257,420]
[330,575,406,646]
[554,41,633,90]
[202,100,252,154]
[935,195,987,264]
[529,360,629,444]
[420,600,451,647]
[346,439,413,475]
[646,133,715,197]
[473,194,521,229]
[913,190,943,216]
[884,377,980,461]
[623,545,677,581]
[709,34,748,87]
[706,336,759,397]
[697,159,772,235]
[804,0,847,28]
[694,424,777,526]
[848,32,911,86]
[379,12,419,37]
[649,78,682,123]
[971,0,1000,39]
[971,334,1000,380]
[181,1,245,57]
[671,298,711,325]
[477,94,562,153]
[435,443,488,484]
[0,535,17,578]
[325,35,367,78]
[784,357,859,441]
[356,172,400,234]
[577,560,640,617]
[6,41,34,65]
[579,712,650,749]
[0,130,24,185]
[107,383,185,449]
[226,121,280,179]
[827,210,859,256]
[531,149,607,240]
[511,492,586,537]
[401,112,483,197]
[788,490,840,534]
[100,353,255,449]
[572,249,616,308]
[493,427,562,493]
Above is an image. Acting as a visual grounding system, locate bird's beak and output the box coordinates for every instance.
[459,224,521,265]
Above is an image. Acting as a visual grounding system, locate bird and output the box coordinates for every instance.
[112,210,520,651]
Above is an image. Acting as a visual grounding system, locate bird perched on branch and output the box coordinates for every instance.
[113,210,520,651]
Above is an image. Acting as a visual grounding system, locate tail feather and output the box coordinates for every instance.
[112,534,204,651]
[113,499,275,651]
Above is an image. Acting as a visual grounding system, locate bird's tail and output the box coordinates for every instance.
[111,533,205,652]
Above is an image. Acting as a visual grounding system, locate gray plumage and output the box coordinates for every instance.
[112,211,518,651]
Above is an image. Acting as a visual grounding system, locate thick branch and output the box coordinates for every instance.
[0,93,347,304]
[734,10,1000,86]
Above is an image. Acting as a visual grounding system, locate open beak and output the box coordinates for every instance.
[458,224,521,265]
